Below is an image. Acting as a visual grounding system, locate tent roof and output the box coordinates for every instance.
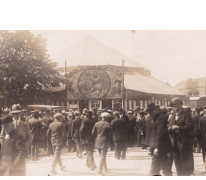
[125,74,184,95]
[55,35,148,70]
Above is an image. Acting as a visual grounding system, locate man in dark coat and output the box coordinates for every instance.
[71,110,83,158]
[149,105,172,176]
[127,111,136,147]
[0,114,27,176]
[92,112,112,175]
[168,98,194,176]
[65,113,76,152]
[92,112,112,176]
[92,108,98,123]
[192,107,201,153]
[47,113,66,174]
[41,110,54,156]
[111,111,128,160]
[28,110,42,161]
[198,106,206,170]
[80,111,96,171]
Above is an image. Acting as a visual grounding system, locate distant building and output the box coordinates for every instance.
[190,95,206,108]
[38,36,188,110]
[175,77,206,95]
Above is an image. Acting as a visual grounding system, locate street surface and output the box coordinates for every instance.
[26,146,206,176]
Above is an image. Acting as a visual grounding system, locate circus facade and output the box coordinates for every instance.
[38,35,188,111]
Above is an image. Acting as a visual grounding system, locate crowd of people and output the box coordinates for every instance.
[0,97,206,176]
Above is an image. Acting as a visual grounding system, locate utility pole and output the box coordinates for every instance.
[65,60,68,109]
[122,59,125,110]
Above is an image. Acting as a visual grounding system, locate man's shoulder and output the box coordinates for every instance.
[200,116,206,121]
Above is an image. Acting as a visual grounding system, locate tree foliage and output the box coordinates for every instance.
[185,78,199,96]
[0,30,64,107]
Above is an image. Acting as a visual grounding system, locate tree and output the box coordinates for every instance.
[185,78,199,96]
[0,30,64,107]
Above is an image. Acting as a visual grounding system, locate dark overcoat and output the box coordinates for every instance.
[80,117,95,145]
[111,118,127,142]
[0,130,27,176]
[92,121,112,149]
[71,117,82,138]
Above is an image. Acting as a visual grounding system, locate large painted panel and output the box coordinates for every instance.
[67,68,122,100]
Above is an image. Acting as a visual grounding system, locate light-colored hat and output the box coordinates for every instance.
[127,111,133,114]
[54,113,62,119]
[74,110,80,115]
[10,104,22,114]
[101,112,110,119]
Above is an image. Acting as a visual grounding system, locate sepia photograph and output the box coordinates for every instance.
[1,0,206,177]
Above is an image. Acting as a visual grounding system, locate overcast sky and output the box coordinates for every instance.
[31,30,206,87]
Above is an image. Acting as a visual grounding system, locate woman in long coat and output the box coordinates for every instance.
[144,113,153,148]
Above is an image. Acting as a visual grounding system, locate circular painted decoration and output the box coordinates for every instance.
[78,69,111,98]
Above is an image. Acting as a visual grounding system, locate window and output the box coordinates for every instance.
[69,101,78,109]
[155,100,158,104]
[158,100,161,106]
[145,100,148,107]
[113,100,122,109]
[69,101,77,105]
[91,100,100,108]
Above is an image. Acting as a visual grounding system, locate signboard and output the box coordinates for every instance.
[67,68,122,100]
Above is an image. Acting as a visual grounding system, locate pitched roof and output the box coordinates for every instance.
[125,74,184,95]
[54,35,148,70]
[175,77,206,89]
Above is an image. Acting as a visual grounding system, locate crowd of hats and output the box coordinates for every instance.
[1,97,205,125]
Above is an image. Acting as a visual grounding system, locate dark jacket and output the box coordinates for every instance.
[80,117,95,145]
[128,115,136,132]
[198,116,206,145]
[92,120,112,149]
[46,120,66,146]
[168,109,193,146]
[71,117,82,138]
[192,114,200,135]
[120,114,129,126]
[0,129,27,176]
[65,117,73,138]
[41,115,53,128]
[111,118,128,141]
[28,117,42,140]
[150,113,172,153]
[92,114,98,123]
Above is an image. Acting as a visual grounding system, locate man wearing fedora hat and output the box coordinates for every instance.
[0,104,32,158]
[147,103,172,176]
[0,114,27,176]
[47,113,66,174]
[28,110,42,161]
[168,98,193,176]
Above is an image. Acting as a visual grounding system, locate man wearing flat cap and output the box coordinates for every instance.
[168,97,193,176]
[28,110,42,161]
[71,110,83,158]
[92,112,112,175]
[0,114,27,176]
[47,113,66,174]
[147,103,172,176]
[111,111,128,160]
